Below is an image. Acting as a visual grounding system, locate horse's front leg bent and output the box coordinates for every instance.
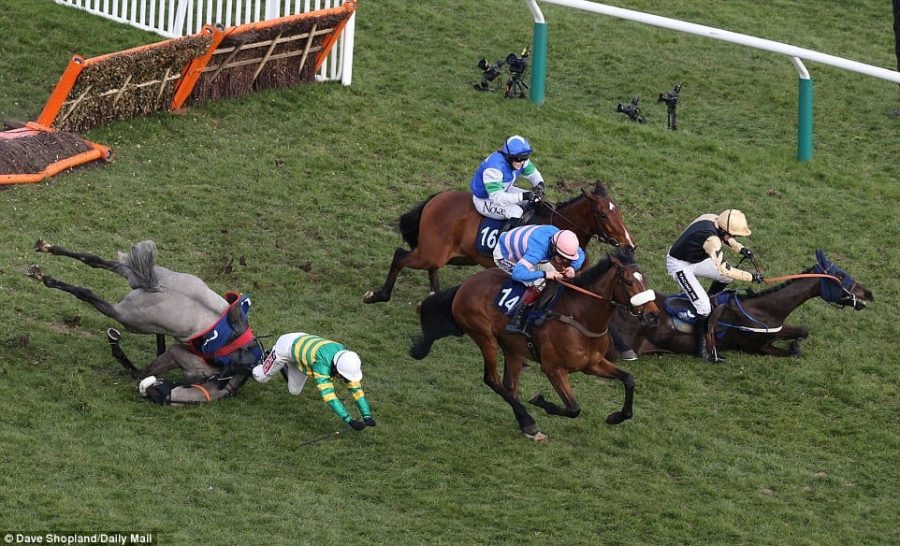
[581,358,634,425]
[106,328,141,378]
[528,367,582,418]
[141,344,200,379]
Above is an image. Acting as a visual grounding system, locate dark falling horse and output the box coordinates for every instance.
[606,250,874,359]
[409,249,659,441]
[26,240,264,405]
[363,181,636,303]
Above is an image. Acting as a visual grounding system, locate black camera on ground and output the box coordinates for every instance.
[616,96,645,123]
[475,58,505,91]
[504,47,530,99]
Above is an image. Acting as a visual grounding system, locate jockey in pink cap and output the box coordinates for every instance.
[493,225,585,334]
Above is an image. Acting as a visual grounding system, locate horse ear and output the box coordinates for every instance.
[581,187,594,199]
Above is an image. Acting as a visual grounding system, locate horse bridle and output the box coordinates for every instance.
[539,197,624,248]
[556,262,654,317]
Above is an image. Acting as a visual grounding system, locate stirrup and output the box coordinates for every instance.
[505,320,527,335]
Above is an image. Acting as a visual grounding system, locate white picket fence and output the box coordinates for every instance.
[52,0,356,84]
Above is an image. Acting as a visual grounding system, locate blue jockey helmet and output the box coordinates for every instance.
[501,135,533,161]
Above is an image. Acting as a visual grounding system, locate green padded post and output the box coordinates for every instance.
[797,77,813,161]
[530,22,548,105]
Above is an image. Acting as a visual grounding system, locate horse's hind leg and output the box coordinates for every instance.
[26,265,126,322]
[35,240,130,276]
[428,268,440,294]
[363,247,446,304]
[473,335,542,439]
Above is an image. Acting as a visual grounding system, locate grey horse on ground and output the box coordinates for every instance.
[26,239,264,405]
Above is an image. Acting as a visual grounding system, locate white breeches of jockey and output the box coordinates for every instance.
[492,245,555,290]
[666,254,733,317]
[252,334,308,395]
[473,186,528,220]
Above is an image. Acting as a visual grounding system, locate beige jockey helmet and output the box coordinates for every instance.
[717,209,751,237]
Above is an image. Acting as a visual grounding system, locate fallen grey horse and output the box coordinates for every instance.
[27,239,264,405]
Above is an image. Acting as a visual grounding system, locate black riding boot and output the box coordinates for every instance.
[610,324,637,361]
[695,316,725,363]
[505,301,530,335]
[500,215,523,233]
[707,281,728,296]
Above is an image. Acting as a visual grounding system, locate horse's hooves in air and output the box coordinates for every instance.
[605,411,631,425]
[34,239,52,253]
[25,264,45,281]
[107,328,122,344]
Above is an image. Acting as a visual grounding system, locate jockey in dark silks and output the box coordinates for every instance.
[665,209,765,362]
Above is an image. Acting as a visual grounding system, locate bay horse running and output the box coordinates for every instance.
[606,250,873,359]
[409,249,659,441]
[26,239,264,405]
[363,181,636,303]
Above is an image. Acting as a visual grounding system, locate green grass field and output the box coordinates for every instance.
[1,1,898,544]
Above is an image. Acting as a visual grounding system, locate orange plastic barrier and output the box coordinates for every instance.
[181,1,358,104]
[0,122,111,186]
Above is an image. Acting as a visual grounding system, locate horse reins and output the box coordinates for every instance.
[538,198,616,247]
[761,273,841,284]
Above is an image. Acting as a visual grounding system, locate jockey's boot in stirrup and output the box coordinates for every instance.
[500,213,528,233]
[695,316,725,363]
[610,325,638,361]
[707,281,728,297]
[505,302,530,335]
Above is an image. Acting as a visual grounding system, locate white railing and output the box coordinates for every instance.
[52,0,356,84]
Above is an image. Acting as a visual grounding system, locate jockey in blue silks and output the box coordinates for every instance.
[493,225,585,334]
[470,135,546,229]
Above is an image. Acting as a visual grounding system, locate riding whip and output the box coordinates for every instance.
[298,430,342,447]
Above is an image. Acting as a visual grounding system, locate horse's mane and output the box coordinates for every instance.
[535,181,609,220]
[738,266,813,299]
[570,247,636,289]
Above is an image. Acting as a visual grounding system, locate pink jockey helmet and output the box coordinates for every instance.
[552,230,579,260]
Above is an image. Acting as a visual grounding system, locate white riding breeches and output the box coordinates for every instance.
[666,254,733,317]
[473,187,528,220]
[492,245,552,290]
[252,334,308,395]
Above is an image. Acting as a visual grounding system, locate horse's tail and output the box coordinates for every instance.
[398,193,439,250]
[409,284,463,360]
[119,240,160,291]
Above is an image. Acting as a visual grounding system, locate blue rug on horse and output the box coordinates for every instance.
[495,278,526,316]
[475,216,505,256]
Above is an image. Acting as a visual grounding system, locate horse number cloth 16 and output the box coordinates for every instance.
[475,216,505,256]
